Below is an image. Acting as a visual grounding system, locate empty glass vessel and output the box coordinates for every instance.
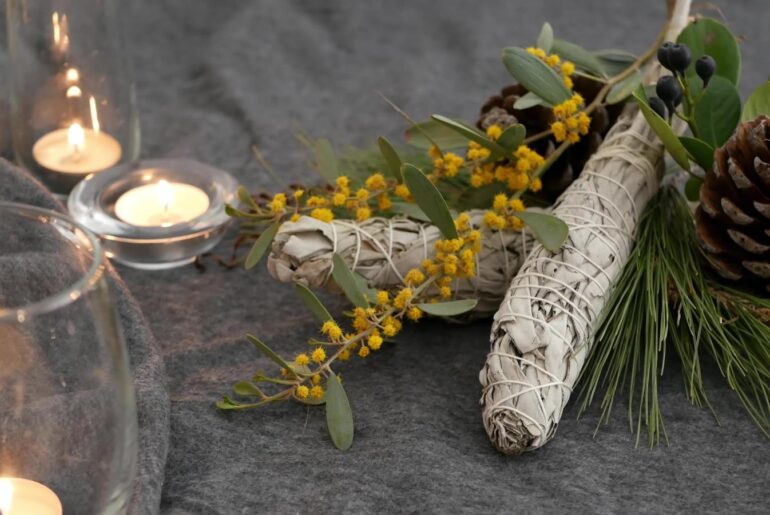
[0,202,137,514]
[6,0,140,194]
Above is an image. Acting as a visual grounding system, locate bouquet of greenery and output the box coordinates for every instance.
[218,0,769,454]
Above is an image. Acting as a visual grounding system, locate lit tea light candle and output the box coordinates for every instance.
[0,478,62,515]
[32,122,121,175]
[114,179,210,227]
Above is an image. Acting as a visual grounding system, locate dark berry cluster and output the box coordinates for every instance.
[647,41,716,119]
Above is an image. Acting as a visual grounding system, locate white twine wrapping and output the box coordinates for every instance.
[479,0,692,454]
[267,210,537,317]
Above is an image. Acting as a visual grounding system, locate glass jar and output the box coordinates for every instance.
[0,202,138,514]
[6,0,140,195]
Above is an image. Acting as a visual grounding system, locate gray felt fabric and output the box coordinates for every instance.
[2,0,770,513]
[0,160,170,515]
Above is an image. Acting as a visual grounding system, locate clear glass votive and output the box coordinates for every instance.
[0,201,137,515]
[6,0,140,194]
[68,158,238,270]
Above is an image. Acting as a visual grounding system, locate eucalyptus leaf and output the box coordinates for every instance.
[551,39,606,78]
[684,177,703,202]
[742,81,770,122]
[633,90,691,171]
[233,381,264,397]
[294,282,333,322]
[416,299,478,317]
[677,18,740,86]
[513,91,550,109]
[237,185,259,210]
[245,220,280,270]
[694,76,741,149]
[246,334,295,373]
[217,396,263,410]
[225,203,258,219]
[325,372,354,450]
[497,124,526,151]
[351,272,378,304]
[312,139,339,185]
[402,164,458,239]
[501,47,571,105]
[606,69,641,104]
[537,22,553,53]
[405,119,469,150]
[377,136,403,182]
[593,49,636,76]
[430,115,507,154]
[331,254,370,307]
[679,136,714,171]
[515,210,569,252]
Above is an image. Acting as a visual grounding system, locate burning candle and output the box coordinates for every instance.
[114,179,210,227]
[0,478,62,515]
[32,121,122,175]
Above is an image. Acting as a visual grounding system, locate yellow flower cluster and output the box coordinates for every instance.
[267,193,287,215]
[469,142,544,194]
[526,46,576,89]
[550,94,591,143]
[483,193,526,231]
[466,141,491,162]
[432,151,464,178]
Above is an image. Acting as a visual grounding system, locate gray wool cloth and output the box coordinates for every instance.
[1,0,769,513]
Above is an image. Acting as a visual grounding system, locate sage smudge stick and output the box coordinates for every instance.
[479,0,692,454]
[267,210,537,317]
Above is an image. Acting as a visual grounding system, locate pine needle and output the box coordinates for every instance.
[578,186,770,445]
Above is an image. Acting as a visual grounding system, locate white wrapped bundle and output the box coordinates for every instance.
[479,0,691,454]
[267,210,536,316]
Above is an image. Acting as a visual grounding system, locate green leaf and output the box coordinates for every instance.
[233,381,264,397]
[551,39,606,78]
[294,282,333,323]
[312,139,339,185]
[693,76,741,148]
[606,69,642,104]
[515,210,569,252]
[684,177,703,202]
[246,334,295,373]
[677,18,740,86]
[497,124,526,151]
[325,372,354,450]
[389,201,431,222]
[679,136,714,171]
[501,47,572,105]
[351,271,378,305]
[513,91,550,109]
[217,396,263,410]
[430,115,507,155]
[405,119,469,150]
[536,22,553,53]
[402,164,458,239]
[742,81,770,122]
[633,90,691,171]
[245,220,280,270]
[237,186,259,210]
[377,136,403,182]
[593,49,636,76]
[331,254,370,308]
[416,299,478,317]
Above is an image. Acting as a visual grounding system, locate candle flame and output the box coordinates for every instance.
[0,478,13,513]
[89,96,101,133]
[65,68,79,82]
[52,12,60,44]
[158,180,174,213]
[68,123,85,154]
[66,85,82,98]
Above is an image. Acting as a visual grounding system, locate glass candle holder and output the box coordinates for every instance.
[0,202,137,514]
[68,158,238,270]
[6,0,140,195]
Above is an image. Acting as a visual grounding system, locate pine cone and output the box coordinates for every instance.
[695,115,770,293]
[478,77,620,201]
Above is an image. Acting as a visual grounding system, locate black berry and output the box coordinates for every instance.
[673,91,683,108]
[657,42,674,70]
[668,43,692,73]
[656,75,681,103]
[648,97,667,119]
[695,55,716,87]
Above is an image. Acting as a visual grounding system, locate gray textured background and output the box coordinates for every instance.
[3,0,770,513]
